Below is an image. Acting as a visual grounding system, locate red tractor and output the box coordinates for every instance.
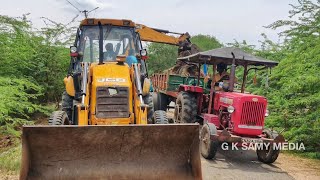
[151,47,285,163]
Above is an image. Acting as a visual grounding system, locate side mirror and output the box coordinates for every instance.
[140,49,148,60]
[70,46,78,57]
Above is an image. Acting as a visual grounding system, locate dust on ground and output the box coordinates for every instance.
[0,170,18,180]
[168,109,320,180]
[277,153,320,180]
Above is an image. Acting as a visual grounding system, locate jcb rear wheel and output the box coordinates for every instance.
[153,110,168,124]
[200,124,218,159]
[174,92,197,123]
[48,111,70,125]
[256,129,280,164]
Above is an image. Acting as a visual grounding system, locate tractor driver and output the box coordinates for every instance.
[214,63,237,91]
[104,43,117,61]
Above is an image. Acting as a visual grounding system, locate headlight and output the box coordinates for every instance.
[265,109,269,117]
[70,46,77,53]
[227,106,235,113]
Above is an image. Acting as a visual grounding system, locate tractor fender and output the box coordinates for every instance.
[206,123,217,136]
[178,85,203,93]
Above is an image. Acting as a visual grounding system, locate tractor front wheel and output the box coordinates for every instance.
[256,129,280,164]
[200,124,219,159]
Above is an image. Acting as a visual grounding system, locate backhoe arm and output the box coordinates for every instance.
[136,24,190,46]
[136,24,201,57]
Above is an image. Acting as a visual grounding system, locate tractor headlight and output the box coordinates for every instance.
[227,106,235,113]
[265,109,269,117]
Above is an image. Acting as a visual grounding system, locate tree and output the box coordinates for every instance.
[248,0,320,157]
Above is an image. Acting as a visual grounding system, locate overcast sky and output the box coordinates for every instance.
[1,0,295,46]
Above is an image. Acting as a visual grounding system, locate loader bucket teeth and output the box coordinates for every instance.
[20,124,202,180]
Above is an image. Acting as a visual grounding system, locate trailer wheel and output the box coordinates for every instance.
[256,129,280,164]
[174,92,197,123]
[153,110,169,124]
[143,93,154,124]
[200,124,218,159]
[61,91,73,123]
[48,111,70,125]
[153,92,168,111]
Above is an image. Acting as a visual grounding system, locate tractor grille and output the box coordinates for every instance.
[96,87,129,118]
[240,101,265,126]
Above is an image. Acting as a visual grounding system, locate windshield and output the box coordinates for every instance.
[79,26,141,62]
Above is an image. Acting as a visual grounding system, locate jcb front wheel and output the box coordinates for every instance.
[48,111,70,125]
[153,92,168,111]
[153,110,168,124]
[143,93,154,124]
[61,91,73,122]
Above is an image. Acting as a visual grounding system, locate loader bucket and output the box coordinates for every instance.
[20,124,201,180]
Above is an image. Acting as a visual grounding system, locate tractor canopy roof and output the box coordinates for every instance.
[80,18,136,27]
[177,47,278,67]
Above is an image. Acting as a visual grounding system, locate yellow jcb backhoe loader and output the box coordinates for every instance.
[20,18,202,180]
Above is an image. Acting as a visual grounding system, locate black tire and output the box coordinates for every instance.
[143,93,154,124]
[200,124,219,159]
[48,111,70,125]
[153,92,168,111]
[153,110,169,124]
[61,91,73,122]
[256,129,280,164]
[174,92,197,123]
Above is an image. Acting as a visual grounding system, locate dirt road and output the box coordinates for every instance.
[167,108,320,180]
[201,148,293,180]
[201,148,320,180]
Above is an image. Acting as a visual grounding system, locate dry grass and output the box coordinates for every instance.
[0,145,21,172]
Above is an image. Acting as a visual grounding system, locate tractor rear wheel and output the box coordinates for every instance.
[153,92,168,111]
[143,93,154,124]
[256,129,280,164]
[174,92,197,123]
[61,91,73,123]
[48,111,70,125]
[153,110,169,124]
[200,124,218,159]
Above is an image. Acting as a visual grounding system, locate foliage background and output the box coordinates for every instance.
[0,15,73,135]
